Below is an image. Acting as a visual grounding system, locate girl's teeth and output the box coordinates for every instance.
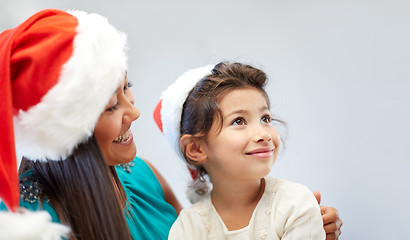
[113,130,130,143]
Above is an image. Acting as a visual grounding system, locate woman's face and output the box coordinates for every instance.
[94,76,140,166]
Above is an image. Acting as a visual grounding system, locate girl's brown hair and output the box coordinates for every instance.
[180,62,276,179]
[19,136,131,240]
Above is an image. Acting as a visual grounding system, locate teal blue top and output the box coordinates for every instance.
[0,156,177,239]
[118,157,177,239]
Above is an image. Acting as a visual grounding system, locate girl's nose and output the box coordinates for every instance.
[257,132,272,143]
[254,125,272,143]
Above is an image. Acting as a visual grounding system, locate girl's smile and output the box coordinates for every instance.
[245,147,275,159]
[201,87,280,182]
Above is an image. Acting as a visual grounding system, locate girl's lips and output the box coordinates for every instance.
[246,148,275,158]
[246,150,273,158]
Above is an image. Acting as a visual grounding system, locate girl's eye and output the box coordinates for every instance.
[232,117,246,125]
[123,82,133,92]
[106,103,119,112]
[261,115,272,124]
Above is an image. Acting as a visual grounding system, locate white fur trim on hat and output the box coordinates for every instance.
[13,10,127,161]
[160,65,214,159]
[159,64,215,203]
[186,179,212,204]
[0,209,70,239]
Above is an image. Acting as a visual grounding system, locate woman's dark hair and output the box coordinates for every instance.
[19,136,131,240]
[180,62,282,179]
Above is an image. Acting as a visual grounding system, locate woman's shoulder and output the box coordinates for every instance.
[115,156,165,200]
[115,156,151,175]
[0,170,61,223]
[19,171,43,205]
[115,156,160,189]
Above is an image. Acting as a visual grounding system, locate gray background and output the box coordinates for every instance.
[2,0,409,239]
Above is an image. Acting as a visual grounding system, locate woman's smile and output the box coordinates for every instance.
[113,129,133,144]
[94,77,140,165]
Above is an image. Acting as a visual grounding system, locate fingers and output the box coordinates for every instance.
[325,230,341,240]
[321,206,339,225]
[321,206,343,240]
[313,191,321,205]
[324,219,343,233]
[324,222,343,240]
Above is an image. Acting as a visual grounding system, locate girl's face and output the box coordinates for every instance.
[202,88,280,182]
[94,76,140,166]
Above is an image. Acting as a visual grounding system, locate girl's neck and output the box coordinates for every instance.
[210,178,266,231]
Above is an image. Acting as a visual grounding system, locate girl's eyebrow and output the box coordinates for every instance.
[225,105,269,117]
[224,109,248,119]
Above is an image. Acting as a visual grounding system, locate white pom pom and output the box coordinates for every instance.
[186,179,212,204]
[0,209,70,240]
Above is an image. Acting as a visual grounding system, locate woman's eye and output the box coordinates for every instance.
[261,115,272,124]
[106,103,119,112]
[232,117,246,125]
[124,82,133,92]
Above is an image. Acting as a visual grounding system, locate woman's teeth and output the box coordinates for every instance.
[113,129,131,143]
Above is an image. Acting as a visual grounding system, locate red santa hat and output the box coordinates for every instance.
[0,9,127,238]
[153,64,215,203]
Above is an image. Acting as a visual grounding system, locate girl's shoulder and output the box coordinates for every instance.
[184,193,213,213]
[263,177,325,239]
[171,193,212,227]
[265,176,316,199]
[169,196,213,239]
[265,176,321,220]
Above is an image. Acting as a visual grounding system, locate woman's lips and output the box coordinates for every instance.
[113,129,133,145]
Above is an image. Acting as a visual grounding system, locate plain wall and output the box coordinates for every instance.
[2,1,409,239]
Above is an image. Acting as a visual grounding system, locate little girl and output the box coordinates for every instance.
[154,62,326,239]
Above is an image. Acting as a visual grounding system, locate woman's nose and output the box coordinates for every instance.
[123,96,140,123]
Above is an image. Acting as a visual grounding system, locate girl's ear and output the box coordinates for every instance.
[180,134,207,164]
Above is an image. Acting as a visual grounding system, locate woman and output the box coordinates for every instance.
[0,9,341,240]
[0,8,175,239]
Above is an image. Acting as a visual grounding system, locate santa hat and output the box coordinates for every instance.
[0,9,127,238]
[153,64,214,203]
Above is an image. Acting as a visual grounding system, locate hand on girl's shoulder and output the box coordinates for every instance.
[270,177,320,205]
[269,177,322,219]
[268,177,326,239]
